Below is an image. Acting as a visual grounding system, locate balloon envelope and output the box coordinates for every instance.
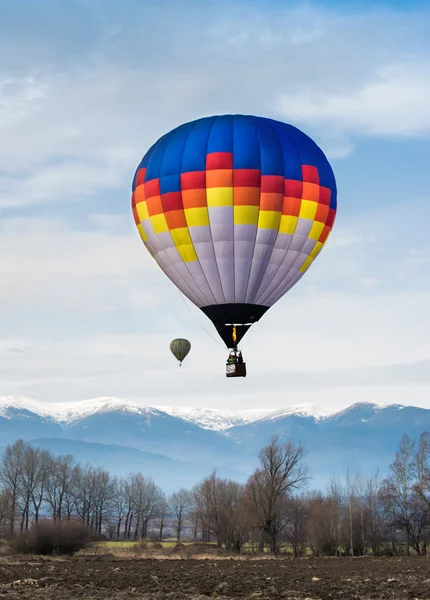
[132,115,337,347]
[170,338,191,364]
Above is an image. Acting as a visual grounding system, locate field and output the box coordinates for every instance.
[0,553,430,599]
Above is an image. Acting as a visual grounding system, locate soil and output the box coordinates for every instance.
[0,554,429,599]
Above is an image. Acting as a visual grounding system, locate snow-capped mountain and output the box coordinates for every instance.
[153,403,346,431]
[0,396,329,431]
[153,405,274,431]
[0,395,429,492]
[0,396,157,424]
[0,395,411,431]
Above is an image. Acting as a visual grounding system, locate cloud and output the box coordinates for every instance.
[0,187,429,399]
[1,1,430,411]
[277,63,430,139]
[0,216,169,318]
[0,2,430,212]
[360,278,380,288]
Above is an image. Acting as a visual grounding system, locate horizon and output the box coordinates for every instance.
[1,0,430,412]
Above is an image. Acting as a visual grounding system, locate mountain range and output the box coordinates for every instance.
[0,396,429,493]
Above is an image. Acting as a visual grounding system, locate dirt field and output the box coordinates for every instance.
[0,555,429,599]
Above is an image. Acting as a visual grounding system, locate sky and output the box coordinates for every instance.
[1,0,430,413]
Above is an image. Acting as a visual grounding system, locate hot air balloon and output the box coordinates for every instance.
[170,338,191,366]
[131,115,337,377]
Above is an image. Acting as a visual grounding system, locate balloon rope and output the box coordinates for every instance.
[177,292,226,349]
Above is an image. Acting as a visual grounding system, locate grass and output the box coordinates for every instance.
[96,539,215,549]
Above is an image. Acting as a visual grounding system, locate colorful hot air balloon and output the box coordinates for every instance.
[170,338,191,366]
[131,115,337,350]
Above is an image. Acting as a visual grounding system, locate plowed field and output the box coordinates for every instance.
[0,555,429,599]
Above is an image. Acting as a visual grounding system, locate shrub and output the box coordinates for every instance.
[11,519,89,556]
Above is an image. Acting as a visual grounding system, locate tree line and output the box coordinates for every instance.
[0,432,429,555]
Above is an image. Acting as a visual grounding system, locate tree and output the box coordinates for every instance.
[0,440,25,532]
[383,434,425,555]
[30,450,51,524]
[169,488,192,541]
[246,435,309,554]
[111,477,126,539]
[345,469,359,557]
[306,491,336,556]
[157,494,168,541]
[362,471,384,555]
[215,479,249,552]
[138,477,163,539]
[92,468,113,536]
[123,474,138,540]
[46,454,75,522]
[284,494,308,557]
[18,446,50,531]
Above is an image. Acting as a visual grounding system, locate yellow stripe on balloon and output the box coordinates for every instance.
[176,244,198,262]
[308,221,325,241]
[171,226,199,263]
[184,207,209,228]
[309,241,323,258]
[137,223,147,242]
[299,200,318,220]
[206,187,233,207]
[300,256,314,273]
[150,213,169,234]
[136,200,149,222]
[258,210,281,230]
[279,215,298,235]
[234,206,259,226]
[171,227,193,247]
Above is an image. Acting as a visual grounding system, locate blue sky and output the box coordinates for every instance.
[1,0,430,413]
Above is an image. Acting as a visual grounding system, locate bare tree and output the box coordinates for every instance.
[328,478,343,556]
[18,446,49,531]
[123,474,138,540]
[362,471,384,555]
[111,477,126,540]
[46,454,75,521]
[92,468,113,536]
[0,440,25,532]
[383,434,419,555]
[139,478,163,539]
[306,491,338,556]
[169,488,192,541]
[246,435,309,554]
[0,491,11,535]
[216,479,249,552]
[157,494,168,541]
[284,494,308,557]
[190,483,204,541]
[345,469,359,557]
[30,450,51,524]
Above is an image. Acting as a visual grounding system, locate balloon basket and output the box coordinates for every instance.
[226,363,247,378]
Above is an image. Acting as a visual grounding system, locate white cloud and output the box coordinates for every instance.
[0,204,429,405]
[0,3,429,211]
[1,2,430,410]
[360,278,380,288]
[277,63,430,139]
[0,216,168,316]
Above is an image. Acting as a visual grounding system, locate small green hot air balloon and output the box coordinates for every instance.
[170,338,191,366]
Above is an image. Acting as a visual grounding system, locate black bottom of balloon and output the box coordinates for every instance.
[200,303,269,348]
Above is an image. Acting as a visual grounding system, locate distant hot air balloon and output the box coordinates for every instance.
[170,338,191,366]
[131,115,337,371]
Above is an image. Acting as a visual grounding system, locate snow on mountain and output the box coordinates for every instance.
[153,406,274,431]
[0,396,59,420]
[0,396,157,424]
[0,396,408,431]
[0,396,320,431]
[247,404,331,424]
